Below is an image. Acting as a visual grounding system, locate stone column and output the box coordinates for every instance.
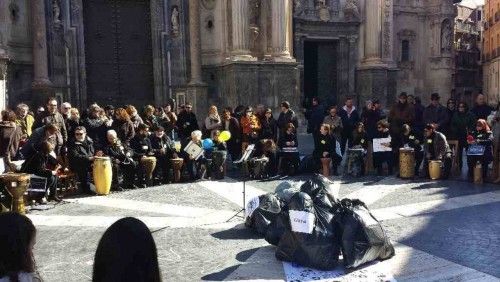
[362,0,383,65]
[231,0,254,60]
[271,0,293,61]
[381,0,394,64]
[0,58,7,111]
[188,0,203,85]
[31,0,52,90]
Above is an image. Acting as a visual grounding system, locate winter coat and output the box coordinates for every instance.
[82,117,108,150]
[105,140,136,165]
[469,130,494,162]
[20,126,59,161]
[423,104,450,130]
[34,111,67,151]
[339,106,360,137]
[260,117,278,141]
[130,114,144,129]
[277,110,298,133]
[0,121,22,163]
[322,115,343,140]
[240,115,261,136]
[305,105,325,134]
[112,119,135,145]
[351,131,369,150]
[15,114,35,137]
[149,134,176,158]
[21,152,57,178]
[471,104,493,120]
[389,102,415,136]
[361,108,385,139]
[204,116,222,138]
[313,133,340,161]
[450,111,476,142]
[176,112,199,139]
[68,137,95,171]
[66,119,81,141]
[130,134,153,159]
[423,131,451,160]
[278,132,298,150]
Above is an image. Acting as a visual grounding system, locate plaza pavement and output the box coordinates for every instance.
[27,134,500,281]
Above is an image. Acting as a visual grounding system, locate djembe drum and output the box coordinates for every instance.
[429,160,442,180]
[171,158,184,182]
[347,148,364,177]
[211,150,227,179]
[141,156,157,182]
[93,157,112,195]
[320,158,331,177]
[399,148,415,179]
[0,173,30,214]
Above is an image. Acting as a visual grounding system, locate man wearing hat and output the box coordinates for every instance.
[423,93,450,131]
[389,92,415,150]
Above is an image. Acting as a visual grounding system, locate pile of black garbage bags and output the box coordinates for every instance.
[245,174,395,270]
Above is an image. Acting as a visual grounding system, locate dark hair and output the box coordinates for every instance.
[286,122,295,132]
[75,126,87,133]
[40,141,54,155]
[44,123,59,132]
[377,120,389,129]
[281,101,290,109]
[1,109,17,122]
[93,217,161,282]
[424,123,435,131]
[457,101,469,111]
[0,213,37,279]
[245,106,253,113]
[328,105,337,111]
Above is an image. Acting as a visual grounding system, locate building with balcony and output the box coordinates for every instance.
[483,0,500,104]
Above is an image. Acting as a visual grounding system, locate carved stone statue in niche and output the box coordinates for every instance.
[293,0,305,16]
[440,19,452,54]
[53,0,61,24]
[171,6,180,37]
[344,0,359,21]
[318,0,330,22]
[249,0,261,50]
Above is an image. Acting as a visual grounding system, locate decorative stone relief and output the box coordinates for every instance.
[343,0,359,21]
[53,0,61,24]
[441,19,452,54]
[171,6,180,37]
[318,0,330,22]
[383,0,392,58]
[293,0,305,16]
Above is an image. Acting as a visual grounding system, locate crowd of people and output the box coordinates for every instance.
[0,93,499,204]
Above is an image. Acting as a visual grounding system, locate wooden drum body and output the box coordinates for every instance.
[171,158,184,182]
[93,157,112,195]
[0,173,30,214]
[320,158,331,177]
[429,160,442,180]
[399,148,415,179]
[347,148,364,177]
[141,156,157,181]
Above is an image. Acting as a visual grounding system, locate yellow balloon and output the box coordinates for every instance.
[220,131,231,142]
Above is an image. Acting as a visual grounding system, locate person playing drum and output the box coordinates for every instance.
[350,122,369,176]
[150,126,177,184]
[104,130,137,190]
[277,123,300,175]
[313,124,342,175]
[68,126,103,195]
[401,124,424,176]
[422,124,452,179]
[130,123,156,187]
[466,119,494,181]
[373,120,394,176]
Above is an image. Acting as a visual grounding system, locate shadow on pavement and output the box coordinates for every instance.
[211,224,262,240]
[201,264,241,281]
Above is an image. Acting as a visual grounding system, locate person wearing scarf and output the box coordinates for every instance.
[204,105,222,139]
[466,119,494,181]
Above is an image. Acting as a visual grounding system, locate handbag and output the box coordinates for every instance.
[467,144,485,156]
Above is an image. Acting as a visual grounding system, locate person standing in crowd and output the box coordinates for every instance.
[15,103,34,139]
[451,102,476,170]
[323,105,343,142]
[466,119,494,181]
[350,122,369,176]
[104,130,137,191]
[0,213,42,282]
[278,123,300,175]
[0,110,22,172]
[142,105,159,129]
[305,97,325,144]
[130,124,155,187]
[204,105,222,139]
[21,141,61,202]
[150,126,176,184]
[126,105,144,130]
[255,104,266,121]
[277,101,298,138]
[389,92,415,151]
[422,124,452,179]
[176,102,199,141]
[60,102,72,122]
[471,94,493,120]
[361,99,385,140]
[82,104,108,151]
[260,108,278,142]
[92,217,161,282]
[68,126,101,195]
[401,124,424,177]
[104,105,115,121]
[21,123,59,161]
[442,98,456,137]
[313,124,342,175]
[423,93,449,132]
[240,106,261,151]
[34,97,67,155]
[339,97,360,153]
[233,105,246,121]
[112,108,135,146]
[372,120,394,176]
[66,108,81,140]
[222,108,241,161]
[161,104,177,139]
[412,97,425,139]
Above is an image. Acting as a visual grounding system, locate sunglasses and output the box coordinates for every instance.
[75,133,84,136]
[49,104,58,107]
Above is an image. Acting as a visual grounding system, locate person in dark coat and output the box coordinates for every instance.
[277,101,298,138]
[349,122,369,176]
[305,97,326,144]
[68,126,100,195]
[104,130,137,190]
[82,105,108,151]
[471,94,494,120]
[313,124,342,175]
[423,93,450,132]
[277,123,300,175]
[0,110,22,172]
[130,124,156,187]
[412,97,425,140]
[339,97,361,154]
[149,126,177,184]
[422,124,452,179]
[466,119,494,180]
[142,105,159,129]
[126,105,144,130]
[401,124,424,176]
[442,98,456,137]
[361,99,385,140]
[372,120,394,176]
[451,102,476,170]
[66,108,81,141]
[389,92,415,150]
[222,108,241,161]
[112,108,135,145]
[20,123,59,162]
[260,108,278,142]
[21,141,61,202]
[34,97,67,155]
[176,103,199,141]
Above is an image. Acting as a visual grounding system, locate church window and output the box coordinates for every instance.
[401,40,410,62]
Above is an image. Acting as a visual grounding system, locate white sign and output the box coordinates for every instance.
[289,210,315,234]
[373,137,392,152]
[183,141,204,160]
[245,196,260,218]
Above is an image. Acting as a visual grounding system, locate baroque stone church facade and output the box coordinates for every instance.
[0,0,456,114]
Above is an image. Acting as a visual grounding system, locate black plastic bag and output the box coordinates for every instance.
[336,199,395,269]
[245,193,282,236]
[264,210,289,246]
[275,192,341,270]
[300,174,339,206]
[274,180,303,203]
[298,154,318,174]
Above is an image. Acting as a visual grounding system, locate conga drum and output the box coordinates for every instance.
[0,173,30,214]
[347,148,364,177]
[399,148,415,179]
[320,158,331,177]
[141,156,157,181]
[93,157,112,195]
[211,150,227,179]
[429,160,442,180]
[171,158,184,182]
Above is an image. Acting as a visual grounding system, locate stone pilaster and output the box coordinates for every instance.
[231,0,254,60]
[0,58,7,110]
[381,0,394,64]
[188,0,204,85]
[31,0,52,91]
[271,0,294,62]
[362,0,383,66]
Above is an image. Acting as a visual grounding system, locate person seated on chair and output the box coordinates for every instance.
[181,130,207,181]
[313,124,342,175]
[21,141,61,203]
[349,122,369,176]
[372,120,394,176]
[130,123,156,187]
[208,130,228,179]
[277,123,300,175]
[149,126,177,184]
[422,123,452,179]
[21,123,59,161]
[466,119,494,180]
[68,126,102,195]
[104,130,137,191]
[401,124,424,176]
